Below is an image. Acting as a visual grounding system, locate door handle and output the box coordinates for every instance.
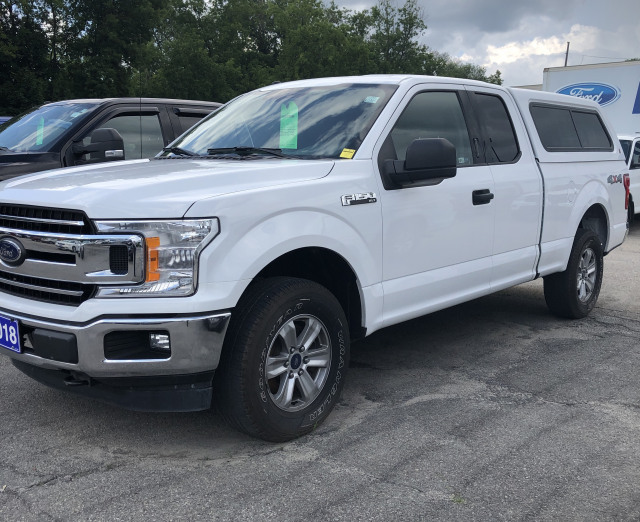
[472,189,494,205]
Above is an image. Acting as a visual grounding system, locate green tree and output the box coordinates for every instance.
[345,0,502,84]
[141,0,245,101]
[59,0,168,98]
[0,1,49,115]
[1,0,503,115]
[366,0,428,73]
[272,0,371,80]
[485,69,502,85]
[429,51,493,81]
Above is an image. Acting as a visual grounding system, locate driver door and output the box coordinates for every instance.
[376,85,496,327]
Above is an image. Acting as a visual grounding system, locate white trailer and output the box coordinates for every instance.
[543,61,640,136]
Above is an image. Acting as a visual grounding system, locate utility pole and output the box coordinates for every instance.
[564,42,570,66]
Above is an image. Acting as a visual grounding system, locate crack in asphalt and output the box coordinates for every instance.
[300,453,454,521]
[12,461,126,494]
[2,485,60,522]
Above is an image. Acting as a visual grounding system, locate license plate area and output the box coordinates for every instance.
[0,314,21,353]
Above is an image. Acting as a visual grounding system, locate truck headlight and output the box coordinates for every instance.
[94,219,219,297]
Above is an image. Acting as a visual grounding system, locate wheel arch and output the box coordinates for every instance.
[578,203,609,251]
[254,247,366,341]
[539,201,611,277]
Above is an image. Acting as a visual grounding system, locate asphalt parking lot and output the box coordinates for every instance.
[1,224,639,521]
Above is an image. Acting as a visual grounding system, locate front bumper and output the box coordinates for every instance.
[0,307,231,378]
[0,307,231,412]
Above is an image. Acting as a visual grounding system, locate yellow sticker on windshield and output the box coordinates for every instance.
[340,148,356,159]
[280,102,298,149]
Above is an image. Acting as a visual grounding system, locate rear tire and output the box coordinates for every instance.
[544,229,603,319]
[215,277,350,441]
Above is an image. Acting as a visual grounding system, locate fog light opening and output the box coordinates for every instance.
[149,332,171,355]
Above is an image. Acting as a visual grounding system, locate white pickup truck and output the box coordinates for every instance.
[620,134,639,221]
[0,75,629,441]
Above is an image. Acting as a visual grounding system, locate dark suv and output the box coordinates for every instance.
[0,98,221,181]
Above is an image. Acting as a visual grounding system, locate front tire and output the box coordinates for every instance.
[543,228,604,319]
[215,277,350,441]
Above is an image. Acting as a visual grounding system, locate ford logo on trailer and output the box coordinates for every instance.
[557,83,621,106]
[0,237,26,266]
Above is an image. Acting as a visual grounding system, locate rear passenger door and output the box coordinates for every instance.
[376,84,496,325]
[466,86,543,290]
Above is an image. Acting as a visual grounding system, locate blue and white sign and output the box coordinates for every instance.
[0,314,20,353]
[556,83,621,107]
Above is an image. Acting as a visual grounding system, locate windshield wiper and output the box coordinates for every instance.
[0,146,14,152]
[163,146,196,157]
[206,147,291,158]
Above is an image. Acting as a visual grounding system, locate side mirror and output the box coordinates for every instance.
[73,128,125,162]
[382,138,457,189]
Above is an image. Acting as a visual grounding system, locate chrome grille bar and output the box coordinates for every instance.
[0,273,84,297]
[0,212,85,228]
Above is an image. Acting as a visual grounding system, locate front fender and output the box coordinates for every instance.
[204,209,380,284]
[189,176,383,312]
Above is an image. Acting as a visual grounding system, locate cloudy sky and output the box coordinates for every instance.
[336,0,640,86]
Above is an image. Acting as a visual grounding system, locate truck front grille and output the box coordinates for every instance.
[0,269,96,305]
[0,203,144,306]
[0,203,94,234]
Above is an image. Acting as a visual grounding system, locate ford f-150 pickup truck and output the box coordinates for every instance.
[0,75,629,441]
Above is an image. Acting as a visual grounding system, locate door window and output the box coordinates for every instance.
[177,114,208,133]
[82,114,164,161]
[631,141,640,169]
[380,91,473,168]
[530,104,613,152]
[471,93,520,163]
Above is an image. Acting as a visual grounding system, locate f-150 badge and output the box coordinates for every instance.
[341,192,377,206]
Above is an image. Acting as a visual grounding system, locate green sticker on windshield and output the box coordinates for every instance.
[36,117,44,146]
[280,102,298,149]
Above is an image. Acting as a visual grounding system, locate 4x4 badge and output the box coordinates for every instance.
[341,192,377,206]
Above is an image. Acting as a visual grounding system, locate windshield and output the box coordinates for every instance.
[165,83,398,159]
[620,139,632,162]
[0,102,98,153]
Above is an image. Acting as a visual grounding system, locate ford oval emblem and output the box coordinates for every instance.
[556,83,621,107]
[0,237,26,266]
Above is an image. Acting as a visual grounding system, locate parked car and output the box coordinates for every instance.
[620,134,639,221]
[0,98,221,181]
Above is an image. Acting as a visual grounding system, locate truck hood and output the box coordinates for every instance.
[0,152,61,180]
[0,158,334,219]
